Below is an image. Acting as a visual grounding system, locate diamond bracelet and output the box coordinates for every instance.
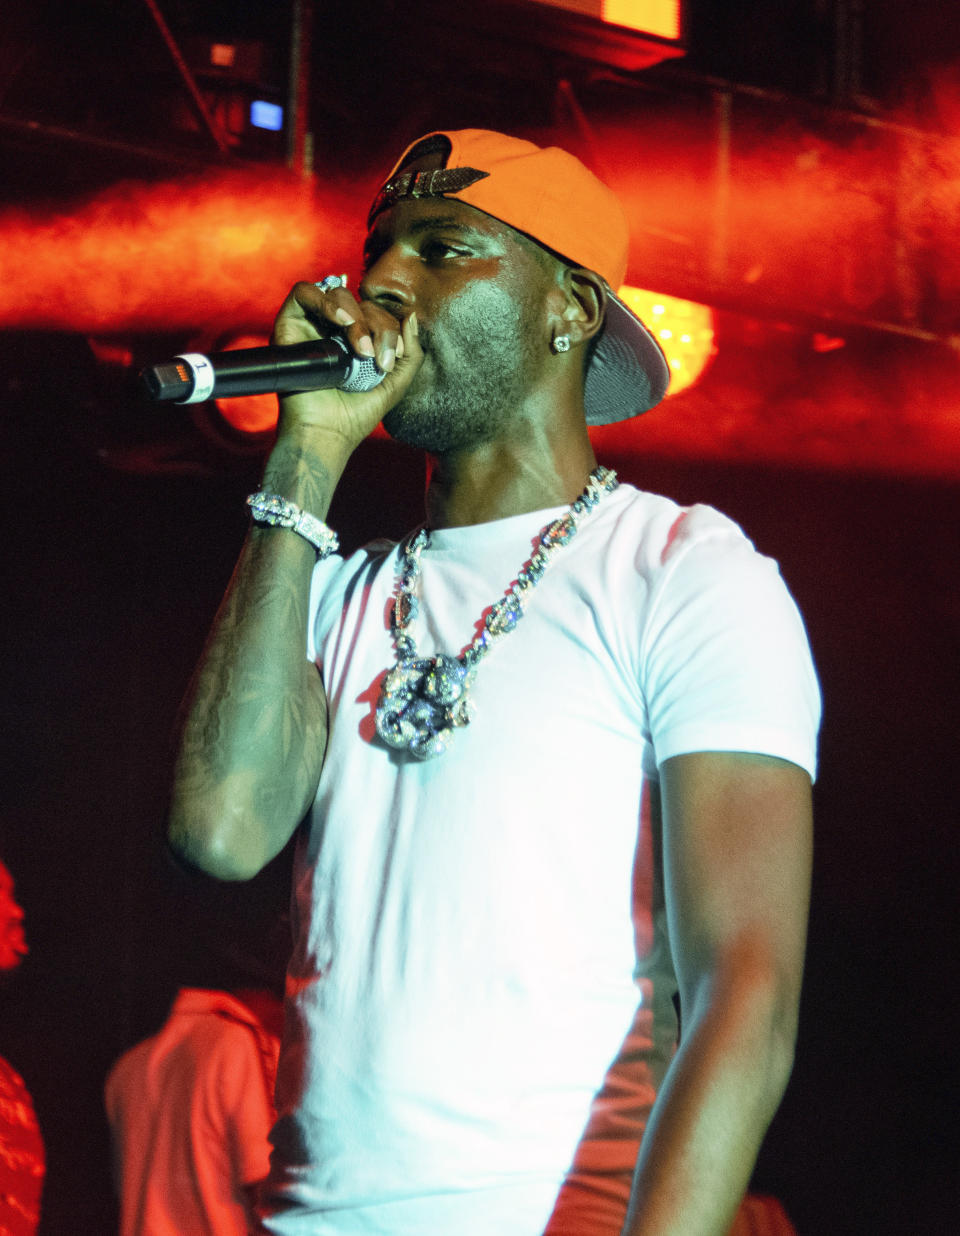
[245,491,340,559]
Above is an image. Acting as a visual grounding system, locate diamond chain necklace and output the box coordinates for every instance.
[374,465,619,760]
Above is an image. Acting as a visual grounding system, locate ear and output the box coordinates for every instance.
[549,267,607,349]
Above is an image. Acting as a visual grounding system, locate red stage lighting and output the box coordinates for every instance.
[619,287,715,396]
[209,332,278,436]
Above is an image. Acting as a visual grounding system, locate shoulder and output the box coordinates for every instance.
[599,484,794,602]
[594,479,748,544]
[595,487,820,777]
[580,482,759,592]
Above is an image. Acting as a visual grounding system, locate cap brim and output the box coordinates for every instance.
[584,293,671,426]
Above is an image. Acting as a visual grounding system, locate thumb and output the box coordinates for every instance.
[358,311,424,426]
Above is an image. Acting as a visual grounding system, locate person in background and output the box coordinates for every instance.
[104,983,283,1236]
[104,862,290,1236]
[0,859,45,1236]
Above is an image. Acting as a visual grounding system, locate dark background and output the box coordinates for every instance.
[2,3,959,1233]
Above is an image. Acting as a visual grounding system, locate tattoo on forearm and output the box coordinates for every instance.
[173,506,327,836]
[262,441,338,517]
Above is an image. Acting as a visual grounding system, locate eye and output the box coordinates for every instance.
[421,238,470,263]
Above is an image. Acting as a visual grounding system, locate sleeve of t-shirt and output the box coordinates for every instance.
[306,552,346,665]
[639,506,821,778]
[306,539,397,665]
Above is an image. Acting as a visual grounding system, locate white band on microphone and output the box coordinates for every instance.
[174,353,216,404]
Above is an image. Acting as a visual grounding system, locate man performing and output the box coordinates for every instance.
[168,129,820,1235]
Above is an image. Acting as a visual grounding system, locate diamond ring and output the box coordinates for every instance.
[315,274,348,293]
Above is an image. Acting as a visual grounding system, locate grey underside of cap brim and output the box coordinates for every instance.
[584,298,671,426]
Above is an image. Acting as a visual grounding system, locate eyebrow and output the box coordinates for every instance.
[363,213,494,267]
[406,215,485,237]
[367,214,486,245]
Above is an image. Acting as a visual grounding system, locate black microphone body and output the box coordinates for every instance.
[140,336,385,404]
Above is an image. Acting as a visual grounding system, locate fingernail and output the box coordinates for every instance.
[335,308,356,326]
[410,312,419,336]
[357,335,375,357]
[380,346,396,372]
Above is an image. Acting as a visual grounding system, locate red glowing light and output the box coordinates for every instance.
[212,333,278,436]
[3,146,957,478]
[0,170,363,334]
[811,332,847,354]
[619,286,715,396]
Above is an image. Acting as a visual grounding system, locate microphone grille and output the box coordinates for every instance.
[340,355,386,393]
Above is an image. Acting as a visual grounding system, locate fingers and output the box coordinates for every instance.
[274,280,403,374]
[382,310,422,396]
[339,309,423,427]
[271,282,424,448]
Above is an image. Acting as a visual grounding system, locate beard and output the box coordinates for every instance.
[382,281,544,455]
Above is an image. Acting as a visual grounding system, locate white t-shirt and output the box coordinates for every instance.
[262,484,820,1236]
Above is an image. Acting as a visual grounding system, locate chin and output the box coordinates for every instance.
[383,402,459,455]
[383,392,504,457]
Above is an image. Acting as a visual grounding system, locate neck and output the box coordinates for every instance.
[423,419,598,529]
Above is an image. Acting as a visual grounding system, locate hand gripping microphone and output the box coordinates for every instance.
[140,336,386,404]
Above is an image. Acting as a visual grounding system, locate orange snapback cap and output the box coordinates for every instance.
[368,128,670,424]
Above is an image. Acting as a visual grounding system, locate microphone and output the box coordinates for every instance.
[140,336,385,404]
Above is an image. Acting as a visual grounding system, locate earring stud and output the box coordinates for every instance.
[552,334,571,354]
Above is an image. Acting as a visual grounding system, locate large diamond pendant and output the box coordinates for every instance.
[375,655,474,760]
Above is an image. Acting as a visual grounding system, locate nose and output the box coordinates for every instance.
[360,243,416,318]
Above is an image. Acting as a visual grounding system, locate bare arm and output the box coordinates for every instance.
[167,284,422,880]
[622,751,813,1235]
